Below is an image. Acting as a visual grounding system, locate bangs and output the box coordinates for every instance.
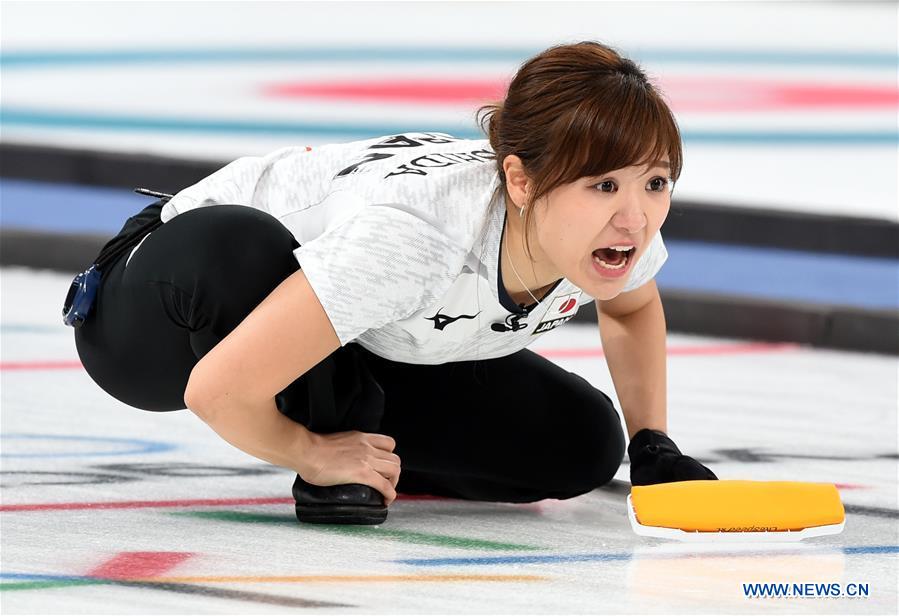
[540,80,683,191]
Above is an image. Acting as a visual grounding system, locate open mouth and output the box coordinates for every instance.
[592,246,636,271]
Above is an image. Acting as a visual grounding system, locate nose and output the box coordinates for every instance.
[611,195,647,235]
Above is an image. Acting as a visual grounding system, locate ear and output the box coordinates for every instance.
[502,154,530,208]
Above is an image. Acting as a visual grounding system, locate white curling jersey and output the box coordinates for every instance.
[158,132,668,364]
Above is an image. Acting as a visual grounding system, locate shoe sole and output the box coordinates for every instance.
[295,504,388,525]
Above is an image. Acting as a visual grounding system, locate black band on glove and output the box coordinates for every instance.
[627,429,717,486]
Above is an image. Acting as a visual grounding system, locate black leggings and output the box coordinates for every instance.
[74,202,625,503]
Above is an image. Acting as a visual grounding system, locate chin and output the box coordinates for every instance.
[575,277,625,301]
[592,287,623,301]
[571,267,626,301]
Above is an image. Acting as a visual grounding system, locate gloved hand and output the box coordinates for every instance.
[628,428,717,486]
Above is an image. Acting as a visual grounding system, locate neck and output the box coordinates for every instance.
[501,197,559,302]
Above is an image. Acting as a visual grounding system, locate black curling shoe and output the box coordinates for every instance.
[292,475,388,525]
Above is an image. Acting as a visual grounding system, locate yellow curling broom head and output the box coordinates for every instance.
[628,480,845,542]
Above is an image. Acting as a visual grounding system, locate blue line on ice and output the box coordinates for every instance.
[392,545,899,567]
[2,47,895,68]
[4,547,897,581]
[1,573,86,581]
[0,433,176,458]
[1,109,895,145]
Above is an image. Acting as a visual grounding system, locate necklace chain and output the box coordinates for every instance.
[503,220,541,307]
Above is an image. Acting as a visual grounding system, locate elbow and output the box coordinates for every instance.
[183,366,217,420]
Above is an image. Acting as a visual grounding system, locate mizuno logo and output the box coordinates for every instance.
[425,309,481,331]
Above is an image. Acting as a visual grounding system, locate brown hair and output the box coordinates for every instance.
[476,41,683,258]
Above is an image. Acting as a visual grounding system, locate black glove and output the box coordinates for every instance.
[628,429,717,486]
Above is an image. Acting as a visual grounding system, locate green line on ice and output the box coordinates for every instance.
[171,510,543,551]
[1,578,107,591]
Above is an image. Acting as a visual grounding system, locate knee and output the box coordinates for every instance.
[590,416,626,487]
[556,391,626,498]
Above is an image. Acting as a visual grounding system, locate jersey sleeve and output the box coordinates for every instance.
[293,205,469,346]
[620,232,668,293]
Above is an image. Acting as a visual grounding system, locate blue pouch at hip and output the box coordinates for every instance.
[61,188,171,328]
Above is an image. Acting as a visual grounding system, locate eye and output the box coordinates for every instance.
[648,177,670,192]
[592,177,672,194]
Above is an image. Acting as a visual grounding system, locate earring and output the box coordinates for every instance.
[519,205,526,219]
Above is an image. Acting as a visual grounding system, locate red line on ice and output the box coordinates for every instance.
[1,360,84,371]
[0,485,869,514]
[86,552,194,580]
[262,77,898,111]
[0,496,293,512]
[262,79,507,103]
[659,77,899,112]
[0,494,444,513]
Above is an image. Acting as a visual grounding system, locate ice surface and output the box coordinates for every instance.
[2,267,896,614]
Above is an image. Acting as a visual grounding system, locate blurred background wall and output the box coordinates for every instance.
[1,0,897,352]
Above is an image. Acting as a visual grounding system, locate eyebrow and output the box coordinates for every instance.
[586,161,672,181]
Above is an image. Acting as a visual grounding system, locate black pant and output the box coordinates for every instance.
[74,203,625,503]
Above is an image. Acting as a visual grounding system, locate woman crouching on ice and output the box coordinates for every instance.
[72,41,716,525]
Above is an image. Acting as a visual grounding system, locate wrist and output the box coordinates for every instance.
[290,422,319,476]
[628,428,668,446]
[627,428,680,462]
[626,423,667,439]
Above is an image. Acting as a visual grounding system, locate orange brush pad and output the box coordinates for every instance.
[630,480,845,532]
